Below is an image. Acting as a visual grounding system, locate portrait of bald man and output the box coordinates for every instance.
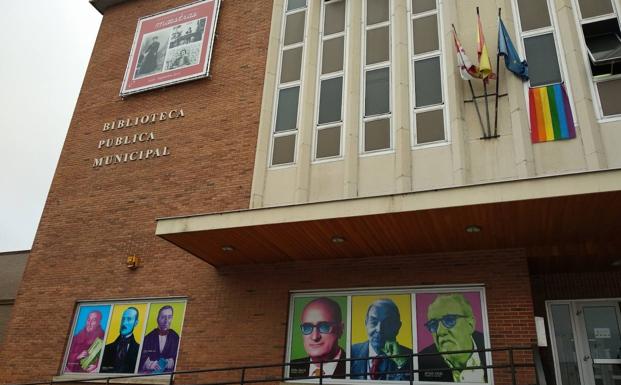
[289,297,346,379]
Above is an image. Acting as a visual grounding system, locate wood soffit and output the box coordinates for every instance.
[156,169,621,272]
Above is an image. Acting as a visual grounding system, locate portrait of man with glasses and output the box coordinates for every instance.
[418,293,488,383]
[289,297,347,379]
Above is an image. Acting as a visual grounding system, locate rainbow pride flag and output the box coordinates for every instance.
[528,83,576,143]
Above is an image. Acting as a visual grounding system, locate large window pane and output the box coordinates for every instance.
[275,87,300,132]
[316,126,341,158]
[284,12,305,45]
[416,109,444,143]
[516,0,551,31]
[550,305,581,385]
[367,26,390,64]
[597,78,621,116]
[365,67,390,116]
[324,1,346,35]
[322,36,344,74]
[412,14,439,55]
[367,0,389,25]
[272,134,296,165]
[287,0,306,11]
[412,0,436,14]
[524,33,562,87]
[364,118,391,151]
[319,77,343,124]
[415,57,442,107]
[281,47,303,83]
[577,0,613,19]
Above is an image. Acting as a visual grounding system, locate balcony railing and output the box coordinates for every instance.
[8,345,545,385]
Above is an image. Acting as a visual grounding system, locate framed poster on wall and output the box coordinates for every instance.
[286,286,492,384]
[61,298,187,376]
[120,0,221,96]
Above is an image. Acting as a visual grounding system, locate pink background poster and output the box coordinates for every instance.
[415,291,484,351]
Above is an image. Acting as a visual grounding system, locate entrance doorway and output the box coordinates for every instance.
[547,300,621,385]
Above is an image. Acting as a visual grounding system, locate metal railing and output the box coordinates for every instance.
[7,345,545,385]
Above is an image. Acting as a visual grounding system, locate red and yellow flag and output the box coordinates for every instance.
[476,13,495,82]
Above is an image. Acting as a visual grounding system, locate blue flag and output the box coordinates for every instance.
[498,18,528,81]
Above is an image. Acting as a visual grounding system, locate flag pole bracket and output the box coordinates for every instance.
[464,93,508,103]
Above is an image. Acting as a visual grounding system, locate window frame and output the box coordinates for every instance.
[570,0,621,122]
[284,285,494,384]
[511,0,578,129]
[312,0,349,164]
[360,0,394,157]
[407,0,450,149]
[269,0,309,168]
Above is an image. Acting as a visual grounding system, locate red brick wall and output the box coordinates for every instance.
[531,271,621,310]
[0,1,537,384]
[0,0,269,381]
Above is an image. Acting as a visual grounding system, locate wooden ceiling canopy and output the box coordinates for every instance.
[157,188,621,273]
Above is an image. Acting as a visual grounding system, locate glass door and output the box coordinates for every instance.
[575,302,621,385]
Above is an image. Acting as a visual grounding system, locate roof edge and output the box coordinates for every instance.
[89,0,131,14]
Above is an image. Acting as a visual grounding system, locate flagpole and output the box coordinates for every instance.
[478,7,492,138]
[494,8,502,137]
[452,24,486,138]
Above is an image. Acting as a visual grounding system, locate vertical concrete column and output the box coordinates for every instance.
[294,0,321,204]
[443,0,469,185]
[250,0,286,209]
[554,0,607,171]
[501,0,535,179]
[343,1,363,198]
[393,0,413,193]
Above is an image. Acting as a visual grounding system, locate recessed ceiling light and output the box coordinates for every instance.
[221,245,235,252]
[331,236,345,244]
[612,259,621,267]
[465,225,482,233]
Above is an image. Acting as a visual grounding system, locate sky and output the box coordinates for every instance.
[0,2,102,252]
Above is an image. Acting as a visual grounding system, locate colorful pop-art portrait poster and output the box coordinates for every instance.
[415,292,488,383]
[138,302,187,374]
[99,303,148,374]
[64,304,111,373]
[350,294,412,381]
[288,296,348,379]
[120,0,221,96]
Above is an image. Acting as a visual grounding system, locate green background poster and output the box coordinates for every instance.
[289,296,348,360]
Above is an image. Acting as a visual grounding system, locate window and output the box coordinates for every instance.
[314,0,347,161]
[285,286,492,383]
[270,0,308,166]
[410,0,446,146]
[362,0,392,153]
[573,0,621,118]
[61,299,187,376]
[515,0,564,88]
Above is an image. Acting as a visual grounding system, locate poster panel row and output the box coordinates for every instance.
[287,287,491,383]
[62,299,187,375]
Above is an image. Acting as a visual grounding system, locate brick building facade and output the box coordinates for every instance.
[1,1,620,385]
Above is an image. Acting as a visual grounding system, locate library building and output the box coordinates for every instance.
[1,1,621,385]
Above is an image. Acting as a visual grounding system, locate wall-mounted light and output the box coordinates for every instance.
[465,225,482,233]
[126,255,140,269]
